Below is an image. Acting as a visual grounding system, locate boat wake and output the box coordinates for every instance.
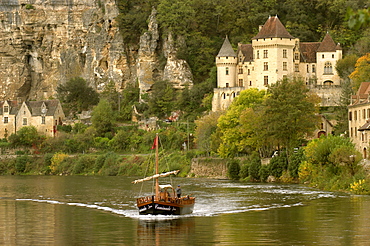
[15,197,304,221]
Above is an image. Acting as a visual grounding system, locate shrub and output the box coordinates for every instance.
[50,152,69,174]
[227,159,240,180]
[15,155,29,173]
[249,153,261,181]
[269,152,288,178]
[259,165,270,182]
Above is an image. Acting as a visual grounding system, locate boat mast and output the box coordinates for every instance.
[155,133,159,200]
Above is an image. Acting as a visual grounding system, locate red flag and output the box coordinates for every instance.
[151,135,158,149]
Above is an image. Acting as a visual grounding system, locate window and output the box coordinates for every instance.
[23,118,27,125]
[42,116,45,124]
[225,67,229,75]
[294,53,299,60]
[257,51,259,59]
[263,50,268,58]
[264,76,268,85]
[283,49,287,58]
[322,54,324,59]
[3,106,8,113]
[3,117,8,124]
[249,81,252,86]
[226,83,229,88]
[324,62,333,74]
[295,64,299,72]
[355,110,357,120]
[283,62,287,71]
[264,62,268,71]
[248,69,250,75]
[307,65,309,73]
[349,111,352,121]
[238,79,243,87]
[364,109,366,119]
[312,65,316,73]
[332,54,334,58]
[238,67,243,74]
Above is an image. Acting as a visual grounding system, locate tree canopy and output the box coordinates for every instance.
[57,77,99,115]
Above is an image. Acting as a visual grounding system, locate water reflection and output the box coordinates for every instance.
[0,176,370,245]
[137,218,195,246]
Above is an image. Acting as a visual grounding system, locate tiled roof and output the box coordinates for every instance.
[217,36,236,57]
[300,42,321,63]
[252,16,295,39]
[25,100,61,116]
[359,121,370,131]
[0,100,20,115]
[237,44,253,62]
[317,33,339,52]
[349,82,370,106]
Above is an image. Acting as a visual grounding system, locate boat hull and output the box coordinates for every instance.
[138,201,194,215]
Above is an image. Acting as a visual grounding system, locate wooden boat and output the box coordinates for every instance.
[132,134,195,215]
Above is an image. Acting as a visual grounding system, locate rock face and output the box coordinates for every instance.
[0,1,193,101]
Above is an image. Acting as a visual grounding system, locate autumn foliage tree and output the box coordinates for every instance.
[349,53,370,91]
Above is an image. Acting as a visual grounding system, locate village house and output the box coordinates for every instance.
[348,82,370,158]
[0,100,19,139]
[0,99,65,138]
[212,15,342,112]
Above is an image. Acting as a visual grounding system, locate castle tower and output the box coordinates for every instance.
[212,36,240,111]
[316,32,342,86]
[216,36,237,88]
[251,16,296,89]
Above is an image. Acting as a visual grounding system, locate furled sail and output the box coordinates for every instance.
[132,170,180,184]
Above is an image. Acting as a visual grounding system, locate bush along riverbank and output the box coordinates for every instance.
[226,135,370,195]
[0,150,195,177]
[1,136,369,195]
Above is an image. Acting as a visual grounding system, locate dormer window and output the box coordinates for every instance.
[4,106,8,113]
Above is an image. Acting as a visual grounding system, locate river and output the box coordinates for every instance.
[0,176,369,245]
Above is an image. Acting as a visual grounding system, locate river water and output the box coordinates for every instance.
[0,176,369,245]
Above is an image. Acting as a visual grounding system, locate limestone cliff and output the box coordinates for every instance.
[0,1,193,101]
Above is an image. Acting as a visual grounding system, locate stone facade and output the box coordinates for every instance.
[212,16,342,111]
[0,99,65,138]
[348,82,370,158]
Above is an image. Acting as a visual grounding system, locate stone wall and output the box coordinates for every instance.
[189,157,228,179]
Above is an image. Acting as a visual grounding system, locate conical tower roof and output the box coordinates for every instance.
[317,32,339,52]
[252,16,295,39]
[217,36,236,57]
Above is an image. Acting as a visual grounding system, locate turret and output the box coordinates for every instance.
[216,36,237,88]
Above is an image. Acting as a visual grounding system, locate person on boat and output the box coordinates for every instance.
[176,185,182,198]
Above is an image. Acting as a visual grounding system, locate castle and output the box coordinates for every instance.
[212,16,342,111]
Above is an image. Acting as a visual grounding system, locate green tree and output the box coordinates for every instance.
[217,88,266,158]
[157,0,195,35]
[57,77,99,115]
[91,99,116,136]
[260,77,320,156]
[148,80,176,118]
[194,111,223,155]
[8,126,42,147]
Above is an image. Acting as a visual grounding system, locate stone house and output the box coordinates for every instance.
[0,100,20,139]
[348,82,370,158]
[0,99,65,138]
[212,16,342,111]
